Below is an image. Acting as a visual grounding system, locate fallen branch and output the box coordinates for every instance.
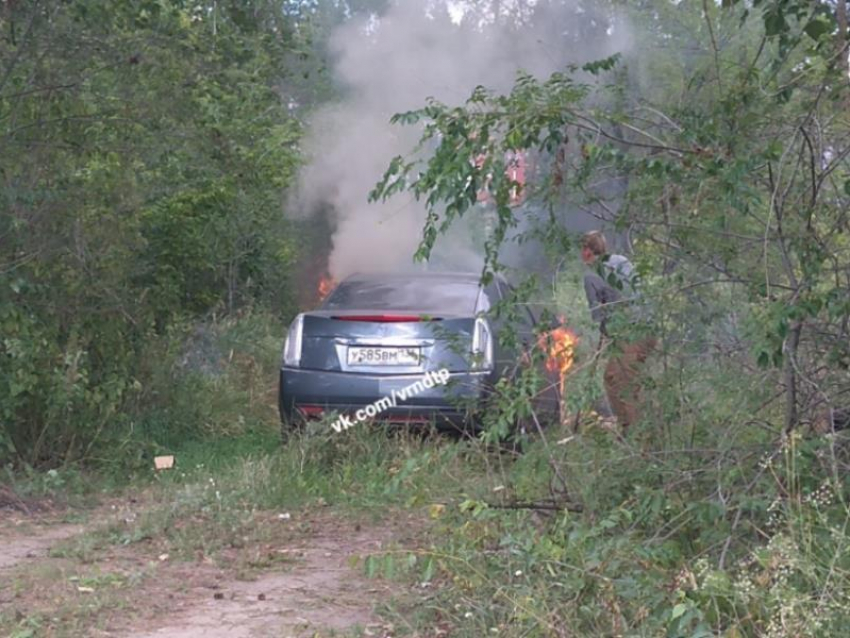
[486,498,583,513]
[0,485,32,515]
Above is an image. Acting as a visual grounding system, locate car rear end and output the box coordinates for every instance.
[278,273,499,431]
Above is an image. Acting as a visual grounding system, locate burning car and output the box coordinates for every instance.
[278,271,571,435]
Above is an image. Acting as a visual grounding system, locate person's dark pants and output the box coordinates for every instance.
[603,336,657,429]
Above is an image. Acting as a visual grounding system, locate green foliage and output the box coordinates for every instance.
[4,0,850,635]
[363,0,850,635]
[371,70,589,278]
[372,0,850,427]
[0,0,306,466]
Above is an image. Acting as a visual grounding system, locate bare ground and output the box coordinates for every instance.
[0,518,83,570]
[0,501,416,638]
[123,516,399,638]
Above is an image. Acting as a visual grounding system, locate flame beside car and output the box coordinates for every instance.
[539,317,578,398]
[317,274,336,302]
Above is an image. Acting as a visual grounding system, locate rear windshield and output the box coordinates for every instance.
[322,279,486,315]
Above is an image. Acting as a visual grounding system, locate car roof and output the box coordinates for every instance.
[321,271,501,315]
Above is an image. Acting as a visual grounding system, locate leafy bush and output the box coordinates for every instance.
[0,0,303,467]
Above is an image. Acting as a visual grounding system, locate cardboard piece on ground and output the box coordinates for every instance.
[154,455,175,471]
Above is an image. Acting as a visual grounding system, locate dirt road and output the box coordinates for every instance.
[123,522,395,638]
[0,502,408,637]
[0,520,83,570]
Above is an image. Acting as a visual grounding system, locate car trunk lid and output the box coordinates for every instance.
[298,311,477,374]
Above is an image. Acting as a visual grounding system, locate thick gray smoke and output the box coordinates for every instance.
[294,0,633,281]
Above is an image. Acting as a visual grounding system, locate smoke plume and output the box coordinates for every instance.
[294,0,633,281]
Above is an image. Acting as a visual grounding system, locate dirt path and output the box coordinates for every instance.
[0,503,409,638]
[126,523,396,638]
[0,518,83,570]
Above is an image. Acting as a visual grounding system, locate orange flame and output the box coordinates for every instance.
[539,316,578,396]
[318,274,335,302]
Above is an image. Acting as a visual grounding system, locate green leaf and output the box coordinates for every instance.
[581,53,622,76]
[422,556,435,582]
[365,555,378,578]
[383,555,395,579]
[764,10,786,37]
[803,18,830,41]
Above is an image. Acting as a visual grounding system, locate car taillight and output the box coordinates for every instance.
[471,316,493,371]
[282,314,304,367]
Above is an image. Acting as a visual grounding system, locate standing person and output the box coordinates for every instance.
[580,231,656,430]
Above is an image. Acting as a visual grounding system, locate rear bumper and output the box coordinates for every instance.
[279,367,495,428]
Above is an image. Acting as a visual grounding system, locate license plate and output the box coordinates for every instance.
[347,346,421,366]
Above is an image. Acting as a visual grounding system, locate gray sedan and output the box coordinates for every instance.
[278,271,558,434]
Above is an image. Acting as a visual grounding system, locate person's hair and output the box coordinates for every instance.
[581,230,607,257]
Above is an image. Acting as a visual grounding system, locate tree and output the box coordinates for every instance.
[372,0,850,431]
[0,0,305,464]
